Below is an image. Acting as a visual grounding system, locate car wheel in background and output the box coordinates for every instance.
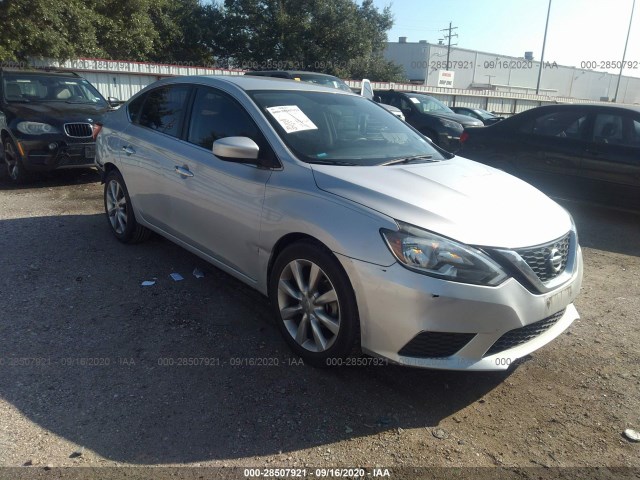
[269,241,360,367]
[104,169,150,244]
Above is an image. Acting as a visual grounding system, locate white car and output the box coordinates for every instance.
[95,75,583,371]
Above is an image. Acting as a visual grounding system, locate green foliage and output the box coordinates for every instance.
[0,0,405,82]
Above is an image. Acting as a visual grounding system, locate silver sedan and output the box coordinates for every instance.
[95,75,583,370]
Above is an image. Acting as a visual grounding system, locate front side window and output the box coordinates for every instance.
[187,87,261,149]
[137,86,190,138]
[250,90,447,166]
[522,110,588,139]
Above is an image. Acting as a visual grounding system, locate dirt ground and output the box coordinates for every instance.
[0,170,638,478]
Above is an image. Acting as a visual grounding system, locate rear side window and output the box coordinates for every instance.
[592,113,625,145]
[137,85,190,138]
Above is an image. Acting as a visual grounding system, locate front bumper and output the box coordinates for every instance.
[338,246,583,371]
[12,137,96,172]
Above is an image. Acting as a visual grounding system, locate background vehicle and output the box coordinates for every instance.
[95,76,582,371]
[0,68,117,183]
[374,90,483,150]
[451,106,504,125]
[459,104,640,210]
[244,70,405,120]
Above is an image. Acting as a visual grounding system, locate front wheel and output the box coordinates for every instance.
[3,138,30,183]
[269,241,360,367]
[104,169,150,243]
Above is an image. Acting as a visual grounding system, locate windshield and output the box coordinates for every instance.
[474,108,496,120]
[406,94,454,114]
[250,90,447,166]
[2,73,107,106]
[292,74,353,93]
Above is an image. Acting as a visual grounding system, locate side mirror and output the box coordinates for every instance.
[212,136,260,163]
[374,96,382,103]
[401,108,412,117]
[107,96,120,107]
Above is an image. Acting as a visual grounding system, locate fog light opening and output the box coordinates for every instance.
[48,143,58,151]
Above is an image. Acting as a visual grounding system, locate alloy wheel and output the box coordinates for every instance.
[4,141,19,180]
[105,179,128,235]
[277,259,341,352]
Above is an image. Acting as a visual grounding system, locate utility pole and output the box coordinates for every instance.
[614,0,635,103]
[440,22,458,70]
[535,0,552,95]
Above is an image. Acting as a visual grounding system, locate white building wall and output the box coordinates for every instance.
[385,41,640,104]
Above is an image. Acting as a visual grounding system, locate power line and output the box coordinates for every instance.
[440,22,458,70]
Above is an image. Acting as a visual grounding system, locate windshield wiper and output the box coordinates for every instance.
[380,155,436,166]
[307,160,359,166]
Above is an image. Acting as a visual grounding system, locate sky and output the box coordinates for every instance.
[372,0,640,78]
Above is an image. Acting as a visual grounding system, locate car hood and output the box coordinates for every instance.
[311,156,572,249]
[7,102,108,124]
[431,111,483,127]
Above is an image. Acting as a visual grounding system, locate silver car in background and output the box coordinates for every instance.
[95,76,583,371]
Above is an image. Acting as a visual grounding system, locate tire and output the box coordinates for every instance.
[103,169,150,244]
[3,137,30,184]
[269,241,360,367]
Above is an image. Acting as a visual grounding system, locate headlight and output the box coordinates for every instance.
[439,118,463,130]
[381,222,508,286]
[16,122,60,135]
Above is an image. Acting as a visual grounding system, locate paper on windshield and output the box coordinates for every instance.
[266,105,318,133]
[409,97,420,104]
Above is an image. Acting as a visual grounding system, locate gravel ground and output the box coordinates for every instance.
[0,170,639,478]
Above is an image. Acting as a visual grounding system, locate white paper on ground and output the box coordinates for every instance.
[192,268,205,279]
[266,105,318,133]
[141,280,156,286]
[170,273,184,281]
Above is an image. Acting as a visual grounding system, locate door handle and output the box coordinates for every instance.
[122,146,136,156]
[175,166,194,178]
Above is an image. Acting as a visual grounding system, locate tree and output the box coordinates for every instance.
[0,0,102,61]
[217,0,405,81]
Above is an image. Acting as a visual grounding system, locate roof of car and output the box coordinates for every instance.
[245,70,340,79]
[0,68,81,78]
[520,103,640,114]
[150,74,356,94]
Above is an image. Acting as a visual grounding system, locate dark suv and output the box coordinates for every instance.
[0,69,116,183]
[374,90,483,151]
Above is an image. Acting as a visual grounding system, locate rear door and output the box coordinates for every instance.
[117,84,192,233]
[579,110,640,208]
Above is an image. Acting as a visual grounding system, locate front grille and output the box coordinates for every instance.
[398,332,476,358]
[516,233,570,283]
[64,123,93,138]
[484,309,565,357]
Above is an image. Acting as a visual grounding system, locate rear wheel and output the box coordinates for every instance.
[3,138,30,183]
[104,169,150,243]
[269,241,360,367]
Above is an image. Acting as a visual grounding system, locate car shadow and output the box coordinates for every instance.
[0,168,100,190]
[0,213,510,464]
[557,199,640,258]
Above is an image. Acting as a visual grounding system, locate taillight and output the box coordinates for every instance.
[460,131,469,143]
[92,123,103,141]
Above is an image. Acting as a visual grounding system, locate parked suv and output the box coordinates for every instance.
[0,68,116,183]
[374,90,483,150]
